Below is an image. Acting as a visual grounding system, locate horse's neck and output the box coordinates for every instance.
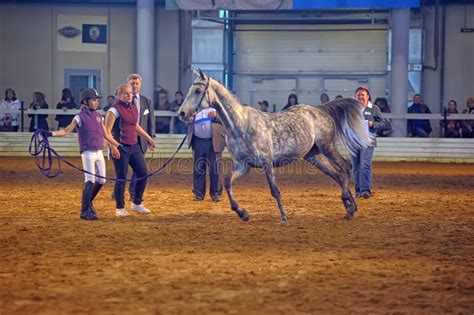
[211,81,247,130]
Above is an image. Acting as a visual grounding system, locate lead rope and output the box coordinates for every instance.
[29,128,187,182]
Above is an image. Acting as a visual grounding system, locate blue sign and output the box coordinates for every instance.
[82,24,107,44]
[293,0,420,9]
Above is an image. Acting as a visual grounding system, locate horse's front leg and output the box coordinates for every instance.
[263,164,288,225]
[224,163,250,221]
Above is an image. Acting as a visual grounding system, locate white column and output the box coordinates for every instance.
[136,0,155,99]
[390,8,410,137]
[179,11,193,93]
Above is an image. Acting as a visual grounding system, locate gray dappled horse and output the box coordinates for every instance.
[179,70,372,224]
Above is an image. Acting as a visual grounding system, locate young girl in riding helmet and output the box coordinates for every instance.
[48,88,121,220]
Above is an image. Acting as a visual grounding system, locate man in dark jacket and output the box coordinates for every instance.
[155,89,171,134]
[408,94,432,137]
[170,90,187,134]
[127,74,155,201]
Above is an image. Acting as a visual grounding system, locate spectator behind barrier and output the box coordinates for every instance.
[258,100,269,112]
[55,88,78,130]
[320,93,330,104]
[154,88,171,134]
[440,100,461,138]
[282,93,298,110]
[171,90,187,134]
[373,97,393,137]
[28,91,49,132]
[460,96,474,138]
[103,95,116,112]
[407,93,432,137]
[1,88,21,132]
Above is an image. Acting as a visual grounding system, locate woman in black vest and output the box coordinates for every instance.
[104,84,156,217]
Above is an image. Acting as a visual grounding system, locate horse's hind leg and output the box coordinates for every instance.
[323,144,357,218]
[305,153,357,219]
[224,163,250,221]
[324,144,352,178]
[263,163,288,225]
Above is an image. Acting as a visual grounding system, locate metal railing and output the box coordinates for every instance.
[0,104,180,133]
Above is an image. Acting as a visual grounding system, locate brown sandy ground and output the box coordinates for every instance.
[0,157,473,314]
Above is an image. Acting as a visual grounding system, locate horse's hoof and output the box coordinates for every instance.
[343,212,354,220]
[279,219,289,226]
[238,209,249,222]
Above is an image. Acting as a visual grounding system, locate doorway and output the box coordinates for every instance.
[64,69,102,106]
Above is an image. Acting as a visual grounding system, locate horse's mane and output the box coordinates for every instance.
[208,77,245,109]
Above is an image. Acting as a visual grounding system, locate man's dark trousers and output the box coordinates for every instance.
[192,137,222,198]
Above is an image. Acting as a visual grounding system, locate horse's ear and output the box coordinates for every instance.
[198,69,206,80]
[192,69,200,78]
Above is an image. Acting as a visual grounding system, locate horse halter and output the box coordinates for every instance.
[192,76,211,112]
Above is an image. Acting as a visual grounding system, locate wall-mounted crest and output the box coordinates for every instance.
[82,24,107,44]
[58,26,81,38]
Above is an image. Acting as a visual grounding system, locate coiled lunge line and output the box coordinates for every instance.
[29,128,187,182]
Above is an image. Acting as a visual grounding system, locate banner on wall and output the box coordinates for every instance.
[57,15,108,52]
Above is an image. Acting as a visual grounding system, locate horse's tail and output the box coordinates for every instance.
[319,98,373,155]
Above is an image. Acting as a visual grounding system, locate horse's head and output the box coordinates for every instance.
[178,69,217,121]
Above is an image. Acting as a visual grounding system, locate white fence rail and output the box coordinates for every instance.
[0,109,178,116]
[0,108,180,133]
[1,132,473,163]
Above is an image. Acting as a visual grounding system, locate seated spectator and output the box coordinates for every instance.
[1,88,21,132]
[55,88,78,130]
[407,93,432,137]
[103,95,115,112]
[258,100,269,112]
[154,89,171,134]
[171,90,187,134]
[320,93,330,104]
[374,97,389,113]
[282,93,298,110]
[460,96,474,138]
[28,91,49,132]
[440,100,460,138]
[374,97,393,137]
